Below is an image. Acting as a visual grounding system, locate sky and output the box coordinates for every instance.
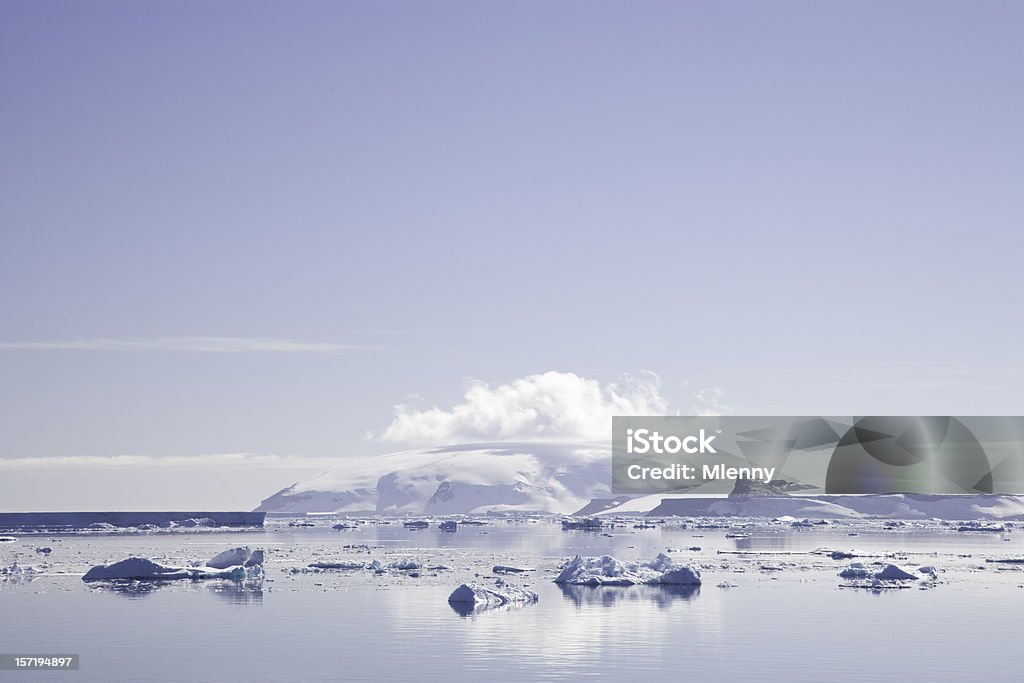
[1,1,1023,510]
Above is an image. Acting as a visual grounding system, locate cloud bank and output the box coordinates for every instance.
[0,453,347,470]
[0,336,363,353]
[379,370,667,445]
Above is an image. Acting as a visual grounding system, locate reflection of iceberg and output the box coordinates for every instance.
[88,580,166,598]
[207,580,264,605]
[89,578,264,603]
[557,583,700,609]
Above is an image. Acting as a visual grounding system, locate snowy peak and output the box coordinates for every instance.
[255,442,612,515]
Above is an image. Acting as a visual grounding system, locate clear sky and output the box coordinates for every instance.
[1,1,1022,509]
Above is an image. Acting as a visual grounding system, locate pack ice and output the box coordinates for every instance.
[555,553,702,586]
[82,547,264,582]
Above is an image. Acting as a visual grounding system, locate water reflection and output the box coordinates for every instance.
[731,535,794,551]
[558,583,700,609]
[447,599,534,618]
[88,578,264,603]
[87,579,167,598]
[208,580,263,605]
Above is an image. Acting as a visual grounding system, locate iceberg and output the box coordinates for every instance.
[206,547,264,569]
[875,564,918,581]
[839,562,922,588]
[555,553,701,587]
[83,548,264,582]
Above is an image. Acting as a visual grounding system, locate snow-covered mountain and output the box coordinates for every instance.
[255,441,1024,520]
[255,442,611,515]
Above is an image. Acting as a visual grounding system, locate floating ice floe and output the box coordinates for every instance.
[0,536,16,543]
[388,559,422,570]
[838,562,928,589]
[561,518,603,530]
[555,553,701,587]
[206,547,264,569]
[2,562,41,578]
[291,557,446,574]
[307,561,366,570]
[82,547,264,582]
[172,517,218,528]
[956,522,1007,533]
[493,565,533,574]
[447,582,538,612]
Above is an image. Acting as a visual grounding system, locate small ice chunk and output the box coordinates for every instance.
[172,517,217,528]
[660,566,702,585]
[493,565,533,574]
[447,583,538,610]
[388,559,422,570]
[839,563,871,579]
[2,562,40,577]
[206,547,264,569]
[875,564,918,581]
[840,562,919,584]
[308,561,365,570]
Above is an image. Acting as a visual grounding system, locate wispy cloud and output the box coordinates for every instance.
[0,453,350,469]
[0,336,366,353]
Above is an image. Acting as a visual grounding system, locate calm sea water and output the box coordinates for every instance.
[2,519,1021,681]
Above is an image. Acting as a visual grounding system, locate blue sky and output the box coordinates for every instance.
[1,1,1022,508]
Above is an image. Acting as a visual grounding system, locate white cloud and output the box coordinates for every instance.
[379,370,667,445]
[0,453,348,470]
[0,336,364,353]
[693,386,731,416]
